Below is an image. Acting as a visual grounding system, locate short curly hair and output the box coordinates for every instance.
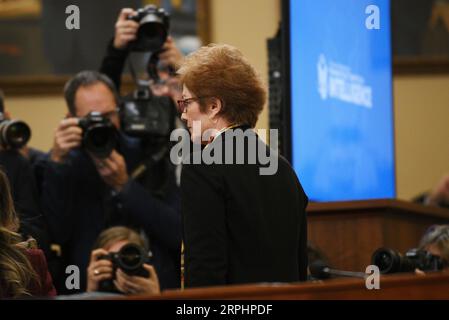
[178,44,266,128]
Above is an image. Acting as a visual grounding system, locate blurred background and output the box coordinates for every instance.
[0,0,449,201]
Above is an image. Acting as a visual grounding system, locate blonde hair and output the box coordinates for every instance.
[93,226,146,250]
[0,169,39,298]
[178,44,266,128]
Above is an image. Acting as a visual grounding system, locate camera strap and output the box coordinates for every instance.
[127,54,151,88]
[131,144,169,180]
[127,51,164,87]
[146,52,161,83]
[131,144,172,200]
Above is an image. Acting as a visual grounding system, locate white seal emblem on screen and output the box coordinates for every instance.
[317,54,373,109]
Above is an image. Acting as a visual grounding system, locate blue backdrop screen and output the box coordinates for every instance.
[289,0,395,201]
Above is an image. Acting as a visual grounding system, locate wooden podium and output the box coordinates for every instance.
[307,199,449,272]
[126,272,449,300]
[113,199,449,301]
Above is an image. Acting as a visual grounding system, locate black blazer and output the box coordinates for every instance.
[181,126,308,288]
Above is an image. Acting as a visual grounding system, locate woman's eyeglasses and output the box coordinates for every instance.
[177,96,216,113]
[177,97,202,113]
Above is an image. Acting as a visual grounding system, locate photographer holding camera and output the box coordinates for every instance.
[86,226,160,295]
[371,225,449,275]
[40,70,181,294]
[100,7,184,103]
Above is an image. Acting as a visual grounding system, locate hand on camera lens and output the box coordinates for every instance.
[86,248,113,292]
[159,36,184,70]
[92,150,129,192]
[113,8,139,50]
[113,264,160,295]
[50,118,82,163]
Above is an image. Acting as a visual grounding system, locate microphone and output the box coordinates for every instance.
[309,260,366,279]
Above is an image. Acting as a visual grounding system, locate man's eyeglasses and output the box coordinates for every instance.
[77,108,119,120]
[102,108,120,119]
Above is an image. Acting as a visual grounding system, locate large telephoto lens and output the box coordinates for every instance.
[0,120,31,149]
[371,248,403,274]
[138,19,167,52]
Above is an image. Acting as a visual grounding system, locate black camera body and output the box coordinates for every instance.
[121,86,173,138]
[78,112,118,159]
[372,247,447,274]
[127,4,170,52]
[97,243,152,293]
[0,90,31,149]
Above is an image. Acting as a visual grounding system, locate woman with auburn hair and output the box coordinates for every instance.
[0,169,56,298]
[177,44,308,288]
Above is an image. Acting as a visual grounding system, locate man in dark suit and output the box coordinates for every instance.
[39,71,181,293]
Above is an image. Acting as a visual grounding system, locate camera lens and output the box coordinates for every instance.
[83,125,116,159]
[117,243,146,273]
[138,22,167,51]
[371,248,402,274]
[129,6,169,52]
[0,120,31,149]
[90,127,111,147]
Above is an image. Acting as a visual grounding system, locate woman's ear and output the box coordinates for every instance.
[207,98,222,120]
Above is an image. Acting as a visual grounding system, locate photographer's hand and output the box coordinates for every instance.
[87,249,114,292]
[113,8,139,50]
[159,36,184,70]
[50,118,82,163]
[114,264,160,295]
[93,150,129,192]
[415,269,426,276]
